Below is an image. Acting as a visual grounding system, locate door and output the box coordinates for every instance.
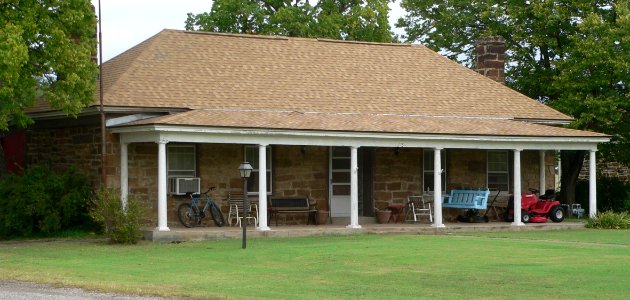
[330,147,351,217]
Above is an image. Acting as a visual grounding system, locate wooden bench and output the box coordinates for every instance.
[269,197,317,226]
[442,189,490,210]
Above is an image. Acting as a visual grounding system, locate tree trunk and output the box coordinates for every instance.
[559,150,586,205]
[0,136,8,179]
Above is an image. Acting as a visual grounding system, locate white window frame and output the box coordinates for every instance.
[423,149,446,193]
[487,150,509,191]
[244,145,272,195]
[167,144,196,178]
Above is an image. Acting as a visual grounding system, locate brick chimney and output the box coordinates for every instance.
[475,36,505,83]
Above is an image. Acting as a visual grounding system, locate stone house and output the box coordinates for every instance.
[19,30,609,231]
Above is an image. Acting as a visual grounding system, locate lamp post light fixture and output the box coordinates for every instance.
[239,162,253,249]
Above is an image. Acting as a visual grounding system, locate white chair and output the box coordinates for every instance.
[405,195,433,223]
[227,192,258,227]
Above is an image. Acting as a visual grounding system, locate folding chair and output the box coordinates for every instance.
[405,195,433,223]
[227,192,258,227]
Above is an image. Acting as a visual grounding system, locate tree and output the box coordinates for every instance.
[185,0,395,42]
[0,0,98,131]
[397,0,630,203]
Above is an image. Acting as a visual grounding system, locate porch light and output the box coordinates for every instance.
[239,162,253,178]
[239,162,253,249]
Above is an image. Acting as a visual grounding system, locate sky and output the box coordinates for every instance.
[91,0,406,62]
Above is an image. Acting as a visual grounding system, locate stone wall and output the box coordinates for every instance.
[125,143,159,226]
[579,160,629,182]
[447,149,555,192]
[116,143,244,228]
[26,121,121,190]
[26,125,103,186]
[273,146,328,206]
[120,144,330,227]
[372,148,422,209]
[446,149,487,189]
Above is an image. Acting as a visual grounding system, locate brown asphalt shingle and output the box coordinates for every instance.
[123,109,607,138]
[73,29,571,122]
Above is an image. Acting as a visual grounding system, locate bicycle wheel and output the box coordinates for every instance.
[177,203,198,228]
[209,203,226,227]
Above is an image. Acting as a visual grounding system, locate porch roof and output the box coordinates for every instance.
[114,109,607,139]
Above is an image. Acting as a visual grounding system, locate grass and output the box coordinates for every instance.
[1,229,630,299]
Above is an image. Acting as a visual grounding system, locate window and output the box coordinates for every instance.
[167,144,196,177]
[487,150,509,191]
[423,149,446,192]
[244,145,272,194]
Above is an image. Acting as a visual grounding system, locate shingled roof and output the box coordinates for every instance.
[93,29,570,122]
[125,109,605,138]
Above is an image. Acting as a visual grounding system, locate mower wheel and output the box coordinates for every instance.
[521,209,531,223]
[549,206,565,223]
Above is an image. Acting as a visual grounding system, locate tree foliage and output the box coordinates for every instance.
[0,0,98,130]
[185,0,395,42]
[0,165,94,239]
[398,0,630,202]
[398,0,629,161]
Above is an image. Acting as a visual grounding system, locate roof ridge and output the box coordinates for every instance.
[180,29,289,41]
[174,28,410,47]
[316,38,411,47]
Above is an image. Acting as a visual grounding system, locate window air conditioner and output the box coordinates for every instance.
[169,177,201,195]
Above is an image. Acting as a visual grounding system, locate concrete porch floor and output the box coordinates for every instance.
[143,221,586,242]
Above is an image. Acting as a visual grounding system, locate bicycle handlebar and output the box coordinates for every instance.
[201,187,216,195]
[186,187,216,197]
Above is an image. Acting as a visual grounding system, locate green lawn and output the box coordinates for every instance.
[1,229,629,299]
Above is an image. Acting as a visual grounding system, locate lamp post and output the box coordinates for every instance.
[239,162,253,249]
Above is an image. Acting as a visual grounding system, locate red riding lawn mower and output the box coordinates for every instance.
[504,189,565,223]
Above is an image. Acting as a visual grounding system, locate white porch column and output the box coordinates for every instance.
[257,144,270,231]
[512,149,525,226]
[589,150,597,218]
[120,142,128,209]
[432,148,445,228]
[347,146,361,229]
[539,150,546,194]
[557,151,562,191]
[157,140,170,231]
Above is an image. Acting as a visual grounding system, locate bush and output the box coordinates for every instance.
[90,188,144,244]
[575,176,630,213]
[0,166,93,239]
[586,210,630,229]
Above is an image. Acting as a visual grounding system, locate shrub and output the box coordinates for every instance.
[90,188,144,244]
[0,166,93,239]
[586,210,630,229]
[575,176,630,213]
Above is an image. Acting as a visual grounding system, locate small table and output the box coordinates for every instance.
[387,204,405,223]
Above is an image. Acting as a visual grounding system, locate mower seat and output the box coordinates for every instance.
[539,189,556,200]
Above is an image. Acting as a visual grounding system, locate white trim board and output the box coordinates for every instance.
[113,125,608,151]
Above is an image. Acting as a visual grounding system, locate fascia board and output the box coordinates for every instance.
[115,125,608,151]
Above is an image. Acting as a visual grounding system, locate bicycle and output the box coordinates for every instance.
[177,187,226,227]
